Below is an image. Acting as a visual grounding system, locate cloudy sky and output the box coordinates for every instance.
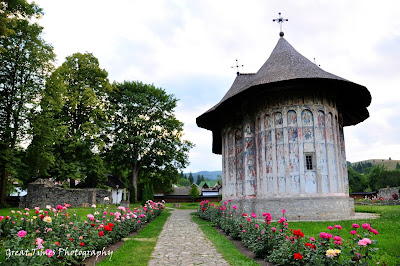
[35,0,400,172]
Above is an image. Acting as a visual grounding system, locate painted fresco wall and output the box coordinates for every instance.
[222,98,348,200]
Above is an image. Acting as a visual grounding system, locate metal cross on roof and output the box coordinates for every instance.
[273,12,288,37]
[231,59,244,76]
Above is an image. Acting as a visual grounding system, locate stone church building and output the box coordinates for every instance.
[196,35,371,220]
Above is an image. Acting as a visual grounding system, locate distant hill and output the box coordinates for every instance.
[351,159,400,171]
[184,171,222,181]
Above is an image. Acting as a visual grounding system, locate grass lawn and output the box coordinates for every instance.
[191,212,259,266]
[98,209,171,265]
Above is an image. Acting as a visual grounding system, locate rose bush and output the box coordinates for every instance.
[198,200,379,265]
[0,200,164,264]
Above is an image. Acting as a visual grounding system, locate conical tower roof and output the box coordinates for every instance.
[196,37,371,154]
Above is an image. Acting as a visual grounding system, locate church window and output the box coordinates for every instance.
[305,153,314,170]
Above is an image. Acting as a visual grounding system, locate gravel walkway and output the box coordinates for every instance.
[148,209,229,266]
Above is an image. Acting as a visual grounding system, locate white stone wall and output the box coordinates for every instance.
[222,98,348,201]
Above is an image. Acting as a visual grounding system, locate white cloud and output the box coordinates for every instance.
[35,0,400,171]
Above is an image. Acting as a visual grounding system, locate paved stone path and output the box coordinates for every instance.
[148,209,230,266]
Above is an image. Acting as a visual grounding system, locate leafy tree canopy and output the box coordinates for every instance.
[106,81,193,202]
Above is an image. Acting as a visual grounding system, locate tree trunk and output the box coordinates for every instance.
[132,163,138,203]
[0,169,8,205]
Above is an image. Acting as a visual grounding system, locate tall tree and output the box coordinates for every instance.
[107,81,193,202]
[0,17,54,203]
[44,52,112,187]
[188,172,194,184]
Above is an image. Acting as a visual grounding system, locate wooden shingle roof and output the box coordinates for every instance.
[196,37,371,154]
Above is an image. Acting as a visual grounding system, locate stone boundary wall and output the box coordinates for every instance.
[377,187,400,199]
[19,184,112,209]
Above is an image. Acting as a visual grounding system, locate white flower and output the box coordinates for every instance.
[91,204,96,208]
[104,197,110,201]
[46,205,52,209]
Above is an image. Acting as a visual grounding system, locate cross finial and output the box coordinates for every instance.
[273,12,288,37]
[231,59,244,76]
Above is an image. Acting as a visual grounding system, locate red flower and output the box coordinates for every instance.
[99,231,104,237]
[80,242,85,247]
[104,225,112,231]
[39,214,44,219]
[91,223,95,227]
[294,253,303,260]
[305,243,316,250]
[35,211,39,214]
[202,208,205,212]
[69,238,74,242]
[108,223,114,227]
[293,229,304,238]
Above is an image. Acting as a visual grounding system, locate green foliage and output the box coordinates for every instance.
[188,172,194,184]
[352,161,373,174]
[0,16,55,201]
[189,184,200,201]
[348,167,368,192]
[0,0,42,38]
[178,178,191,187]
[106,81,193,202]
[36,52,112,187]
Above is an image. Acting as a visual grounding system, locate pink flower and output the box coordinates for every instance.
[352,223,360,228]
[138,220,141,223]
[110,212,114,216]
[350,230,357,235]
[309,237,315,242]
[46,249,54,257]
[224,201,227,205]
[36,238,44,245]
[251,213,257,218]
[242,230,246,233]
[232,206,237,209]
[334,225,342,230]
[319,232,328,239]
[334,241,342,245]
[103,211,107,215]
[278,217,286,223]
[334,236,341,241]
[228,199,232,202]
[327,226,333,230]
[358,238,372,247]
[362,223,370,230]
[271,227,276,232]
[370,228,379,235]
[17,230,27,238]
[255,224,259,229]
[282,209,286,214]
[0,216,3,222]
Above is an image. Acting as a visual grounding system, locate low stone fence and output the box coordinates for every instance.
[19,183,111,209]
[377,187,400,199]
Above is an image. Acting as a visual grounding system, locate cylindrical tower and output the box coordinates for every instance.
[197,37,371,220]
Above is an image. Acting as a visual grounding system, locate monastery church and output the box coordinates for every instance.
[196,27,371,220]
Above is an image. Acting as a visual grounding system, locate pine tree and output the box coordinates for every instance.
[188,172,194,184]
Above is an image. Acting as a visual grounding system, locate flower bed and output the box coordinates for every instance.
[0,200,164,264]
[199,200,379,265]
[355,196,400,206]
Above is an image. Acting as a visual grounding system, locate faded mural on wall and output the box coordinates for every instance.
[222,102,347,200]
